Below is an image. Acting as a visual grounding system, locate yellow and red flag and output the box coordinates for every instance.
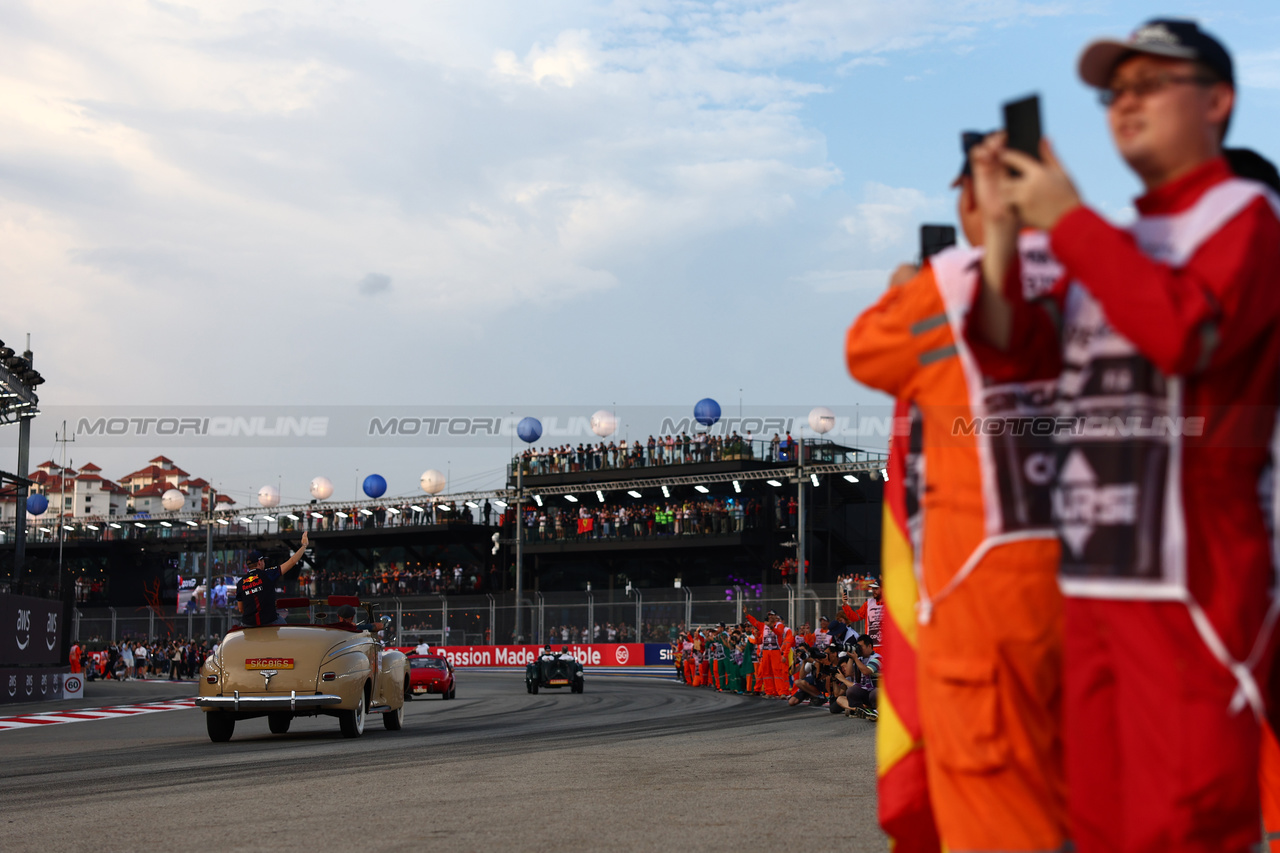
[876,399,941,851]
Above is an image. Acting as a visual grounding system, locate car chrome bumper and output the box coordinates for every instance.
[195,690,343,712]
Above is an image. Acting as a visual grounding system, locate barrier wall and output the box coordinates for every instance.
[1,668,76,705]
[419,643,676,668]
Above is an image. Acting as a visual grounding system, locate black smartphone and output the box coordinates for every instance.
[920,224,957,261]
[1003,94,1042,161]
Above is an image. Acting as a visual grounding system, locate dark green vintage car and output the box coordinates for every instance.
[525,646,584,694]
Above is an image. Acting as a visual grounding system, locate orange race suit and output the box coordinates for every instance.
[745,615,792,697]
[681,638,695,684]
[847,246,1066,852]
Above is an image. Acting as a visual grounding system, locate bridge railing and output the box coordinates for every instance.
[1,501,499,546]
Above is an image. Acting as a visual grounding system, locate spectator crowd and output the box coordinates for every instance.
[517,496,777,542]
[672,580,882,718]
[71,638,211,682]
[516,432,807,476]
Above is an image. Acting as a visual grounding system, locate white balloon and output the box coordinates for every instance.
[590,409,617,438]
[310,476,334,500]
[161,489,185,512]
[808,406,836,435]
[420,469,446,495]
[258,484,281,508]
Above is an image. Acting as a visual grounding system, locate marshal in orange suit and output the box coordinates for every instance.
[745,612,790,697]
[845,140,1066,853]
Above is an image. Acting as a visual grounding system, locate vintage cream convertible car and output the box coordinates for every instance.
[197,596,408,742]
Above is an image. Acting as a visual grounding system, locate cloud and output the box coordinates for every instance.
[790,268,893,293]
[839,182,950,252]
[1240,49,1280,90]
[0,0,1069,407]
[493,30,597,87]
[357,272,392,296]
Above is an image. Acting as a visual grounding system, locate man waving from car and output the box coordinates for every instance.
[236,532,309,628]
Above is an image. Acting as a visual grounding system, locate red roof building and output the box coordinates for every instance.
[15,457,230,519]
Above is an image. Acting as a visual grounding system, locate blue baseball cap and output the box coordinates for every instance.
[1079,18,1233,89]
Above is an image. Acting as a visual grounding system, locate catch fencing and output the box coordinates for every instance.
[69,583,871,647]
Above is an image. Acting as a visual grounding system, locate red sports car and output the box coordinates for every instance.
[407,654,455,700]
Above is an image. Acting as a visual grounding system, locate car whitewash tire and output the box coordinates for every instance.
[339,695,367,738]
[383,704,404,731]
[206,711,235,743]
[268,713,292,734]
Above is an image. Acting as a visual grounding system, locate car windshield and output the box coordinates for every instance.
[410,658,448,670]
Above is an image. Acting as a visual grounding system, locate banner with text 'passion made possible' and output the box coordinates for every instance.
[419,644,673,667]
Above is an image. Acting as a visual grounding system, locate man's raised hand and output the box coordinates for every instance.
[1001,138,1082,231]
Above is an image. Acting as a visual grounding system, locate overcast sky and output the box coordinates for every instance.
[4,0,1279,506]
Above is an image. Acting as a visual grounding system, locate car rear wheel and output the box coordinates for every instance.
[383,703,404,731]
[447,686,456,700]
[206,711,235,743]
[573,678,584,694]
[529,680,538,695]
[268,713,292,734]
[339,693,367,738]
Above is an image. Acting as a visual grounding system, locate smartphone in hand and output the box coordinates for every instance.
[1003,94,1042,162]
[920,224,957,261]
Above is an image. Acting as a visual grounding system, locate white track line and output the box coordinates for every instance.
[0,699,196,732]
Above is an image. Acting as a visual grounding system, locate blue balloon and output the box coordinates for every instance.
[517,417,542,444]
[362,474,387,499]
[694,398,721,427]
[26,493,49,516]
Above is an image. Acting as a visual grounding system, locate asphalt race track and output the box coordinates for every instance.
[0,673,883,852]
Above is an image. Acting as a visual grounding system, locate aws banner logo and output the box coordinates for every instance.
[1,595,64,667]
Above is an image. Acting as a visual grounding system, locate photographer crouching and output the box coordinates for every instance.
[786,641,829,707]
[833,634,881,720]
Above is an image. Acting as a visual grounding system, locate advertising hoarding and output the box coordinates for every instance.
[0,594,65,666]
